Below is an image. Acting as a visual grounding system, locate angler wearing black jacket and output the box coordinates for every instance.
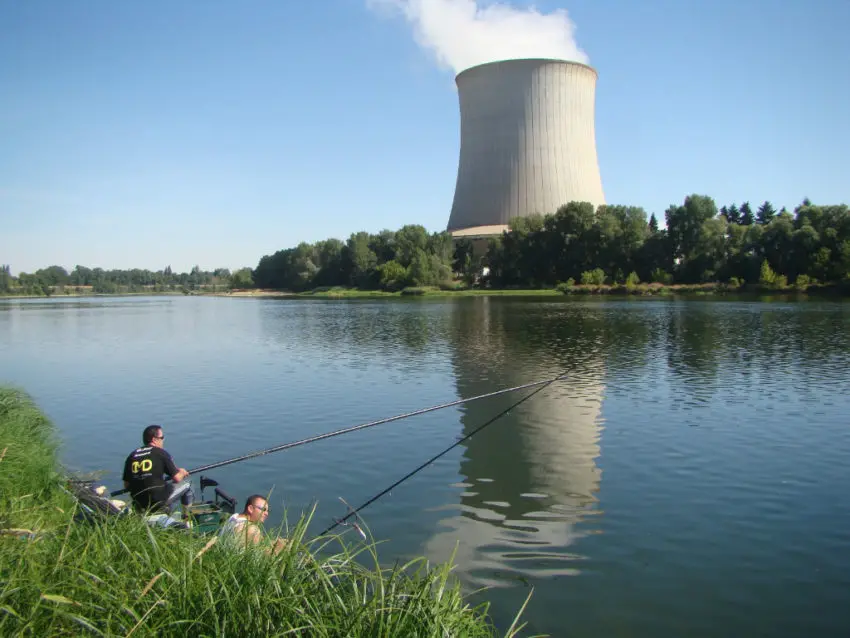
[122,425,192,512]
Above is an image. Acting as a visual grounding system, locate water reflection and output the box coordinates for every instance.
[3,296,850,637]
[424,298,606,588]
[658,300,850,406]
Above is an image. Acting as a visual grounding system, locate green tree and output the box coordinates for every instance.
[290,242,319,290]
[0,264,12,293]
[665,194,718,281]
[760,213,795,279]
[544,201,596,283]
[648,213,659,234]
[230,267,254,289]
[394,225,430,268]
[691,216,728,282]
[740,202,755,226]
[35,265,69,287]
[408,249,435,286]
[69,265,93,286]
[368,230,397,264]
[452,239,480,285]
[345,232,379,289]
[757,201,776,225]
[725,203,741,225]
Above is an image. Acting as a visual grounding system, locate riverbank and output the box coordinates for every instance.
[291,287,562,299]
[0,387,520,637]
[5,281,848,300]
[239,282,847,299]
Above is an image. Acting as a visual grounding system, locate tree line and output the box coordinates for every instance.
[484,195,848,289]
[4,194,847,296]
[0,264,255,296]
[252,195,849,291]
[252,225,454,292]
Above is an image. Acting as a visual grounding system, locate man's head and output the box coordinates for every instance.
[143,425,165,448]
[243,494,270,523]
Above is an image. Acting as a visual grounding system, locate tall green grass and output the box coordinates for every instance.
[0,387,532,637]
[0,386,65,533]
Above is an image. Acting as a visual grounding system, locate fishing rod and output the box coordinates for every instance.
[110,374,567,497]
[316,369,565,539]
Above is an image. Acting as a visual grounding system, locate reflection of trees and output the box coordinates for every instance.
[663,303,723,404]
[257,300,454,374]
[256,294,850,433]
[660,300,850,405]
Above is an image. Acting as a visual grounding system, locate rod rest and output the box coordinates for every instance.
[214,487,237,509]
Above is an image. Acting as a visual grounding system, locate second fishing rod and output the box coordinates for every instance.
[110,374,568,497]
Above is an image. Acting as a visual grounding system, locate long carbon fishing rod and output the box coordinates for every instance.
[110,375,566,497]
[316,370,566,539]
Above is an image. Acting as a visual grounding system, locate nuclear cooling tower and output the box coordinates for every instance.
[447,58,605,237]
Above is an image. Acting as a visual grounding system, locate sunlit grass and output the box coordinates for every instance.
[0,387,533,637]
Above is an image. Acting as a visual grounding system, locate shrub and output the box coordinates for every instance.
[759,259,778,287]
[651,268,673,284]
[377,260,409,291]
[794,274,812,290]
[580,268,606,286]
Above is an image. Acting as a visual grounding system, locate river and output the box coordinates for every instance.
[1,294,848,637]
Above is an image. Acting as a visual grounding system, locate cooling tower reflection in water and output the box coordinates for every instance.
[423,297,606,588]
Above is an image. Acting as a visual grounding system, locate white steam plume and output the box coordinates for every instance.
[367,0,589,74]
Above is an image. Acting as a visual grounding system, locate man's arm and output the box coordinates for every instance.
[245,524,264,546]
[161,450,189,483]
[121,457,132,491]
[241,524,286,555]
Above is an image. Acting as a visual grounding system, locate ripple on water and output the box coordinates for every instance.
[2,296,850,637]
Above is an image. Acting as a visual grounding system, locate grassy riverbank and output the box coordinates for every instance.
[293,286,562,299]
[8,282,843,300]
[237,282,847,299]
[0,387,525,637]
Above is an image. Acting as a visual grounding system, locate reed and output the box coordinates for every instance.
[0,387,533,637]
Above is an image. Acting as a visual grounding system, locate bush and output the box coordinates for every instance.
[555,278,576,294]
[759,259,776,286]
[580,268,606,285]
[651,268,673,284]
[625,272,640,288]
[794,274,812,290]
[377,260,409,291]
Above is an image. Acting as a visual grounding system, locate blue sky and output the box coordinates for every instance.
[1,0,848,275]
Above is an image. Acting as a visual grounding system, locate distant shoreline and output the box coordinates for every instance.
[225,284,847,299]
[0,289,293,300]
[2,283,847,300]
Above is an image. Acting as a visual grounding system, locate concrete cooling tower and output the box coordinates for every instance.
[447,58,606,238]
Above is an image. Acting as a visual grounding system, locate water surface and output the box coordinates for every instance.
[1,295,849,637]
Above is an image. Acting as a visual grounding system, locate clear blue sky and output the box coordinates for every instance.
[1,0,848,275]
